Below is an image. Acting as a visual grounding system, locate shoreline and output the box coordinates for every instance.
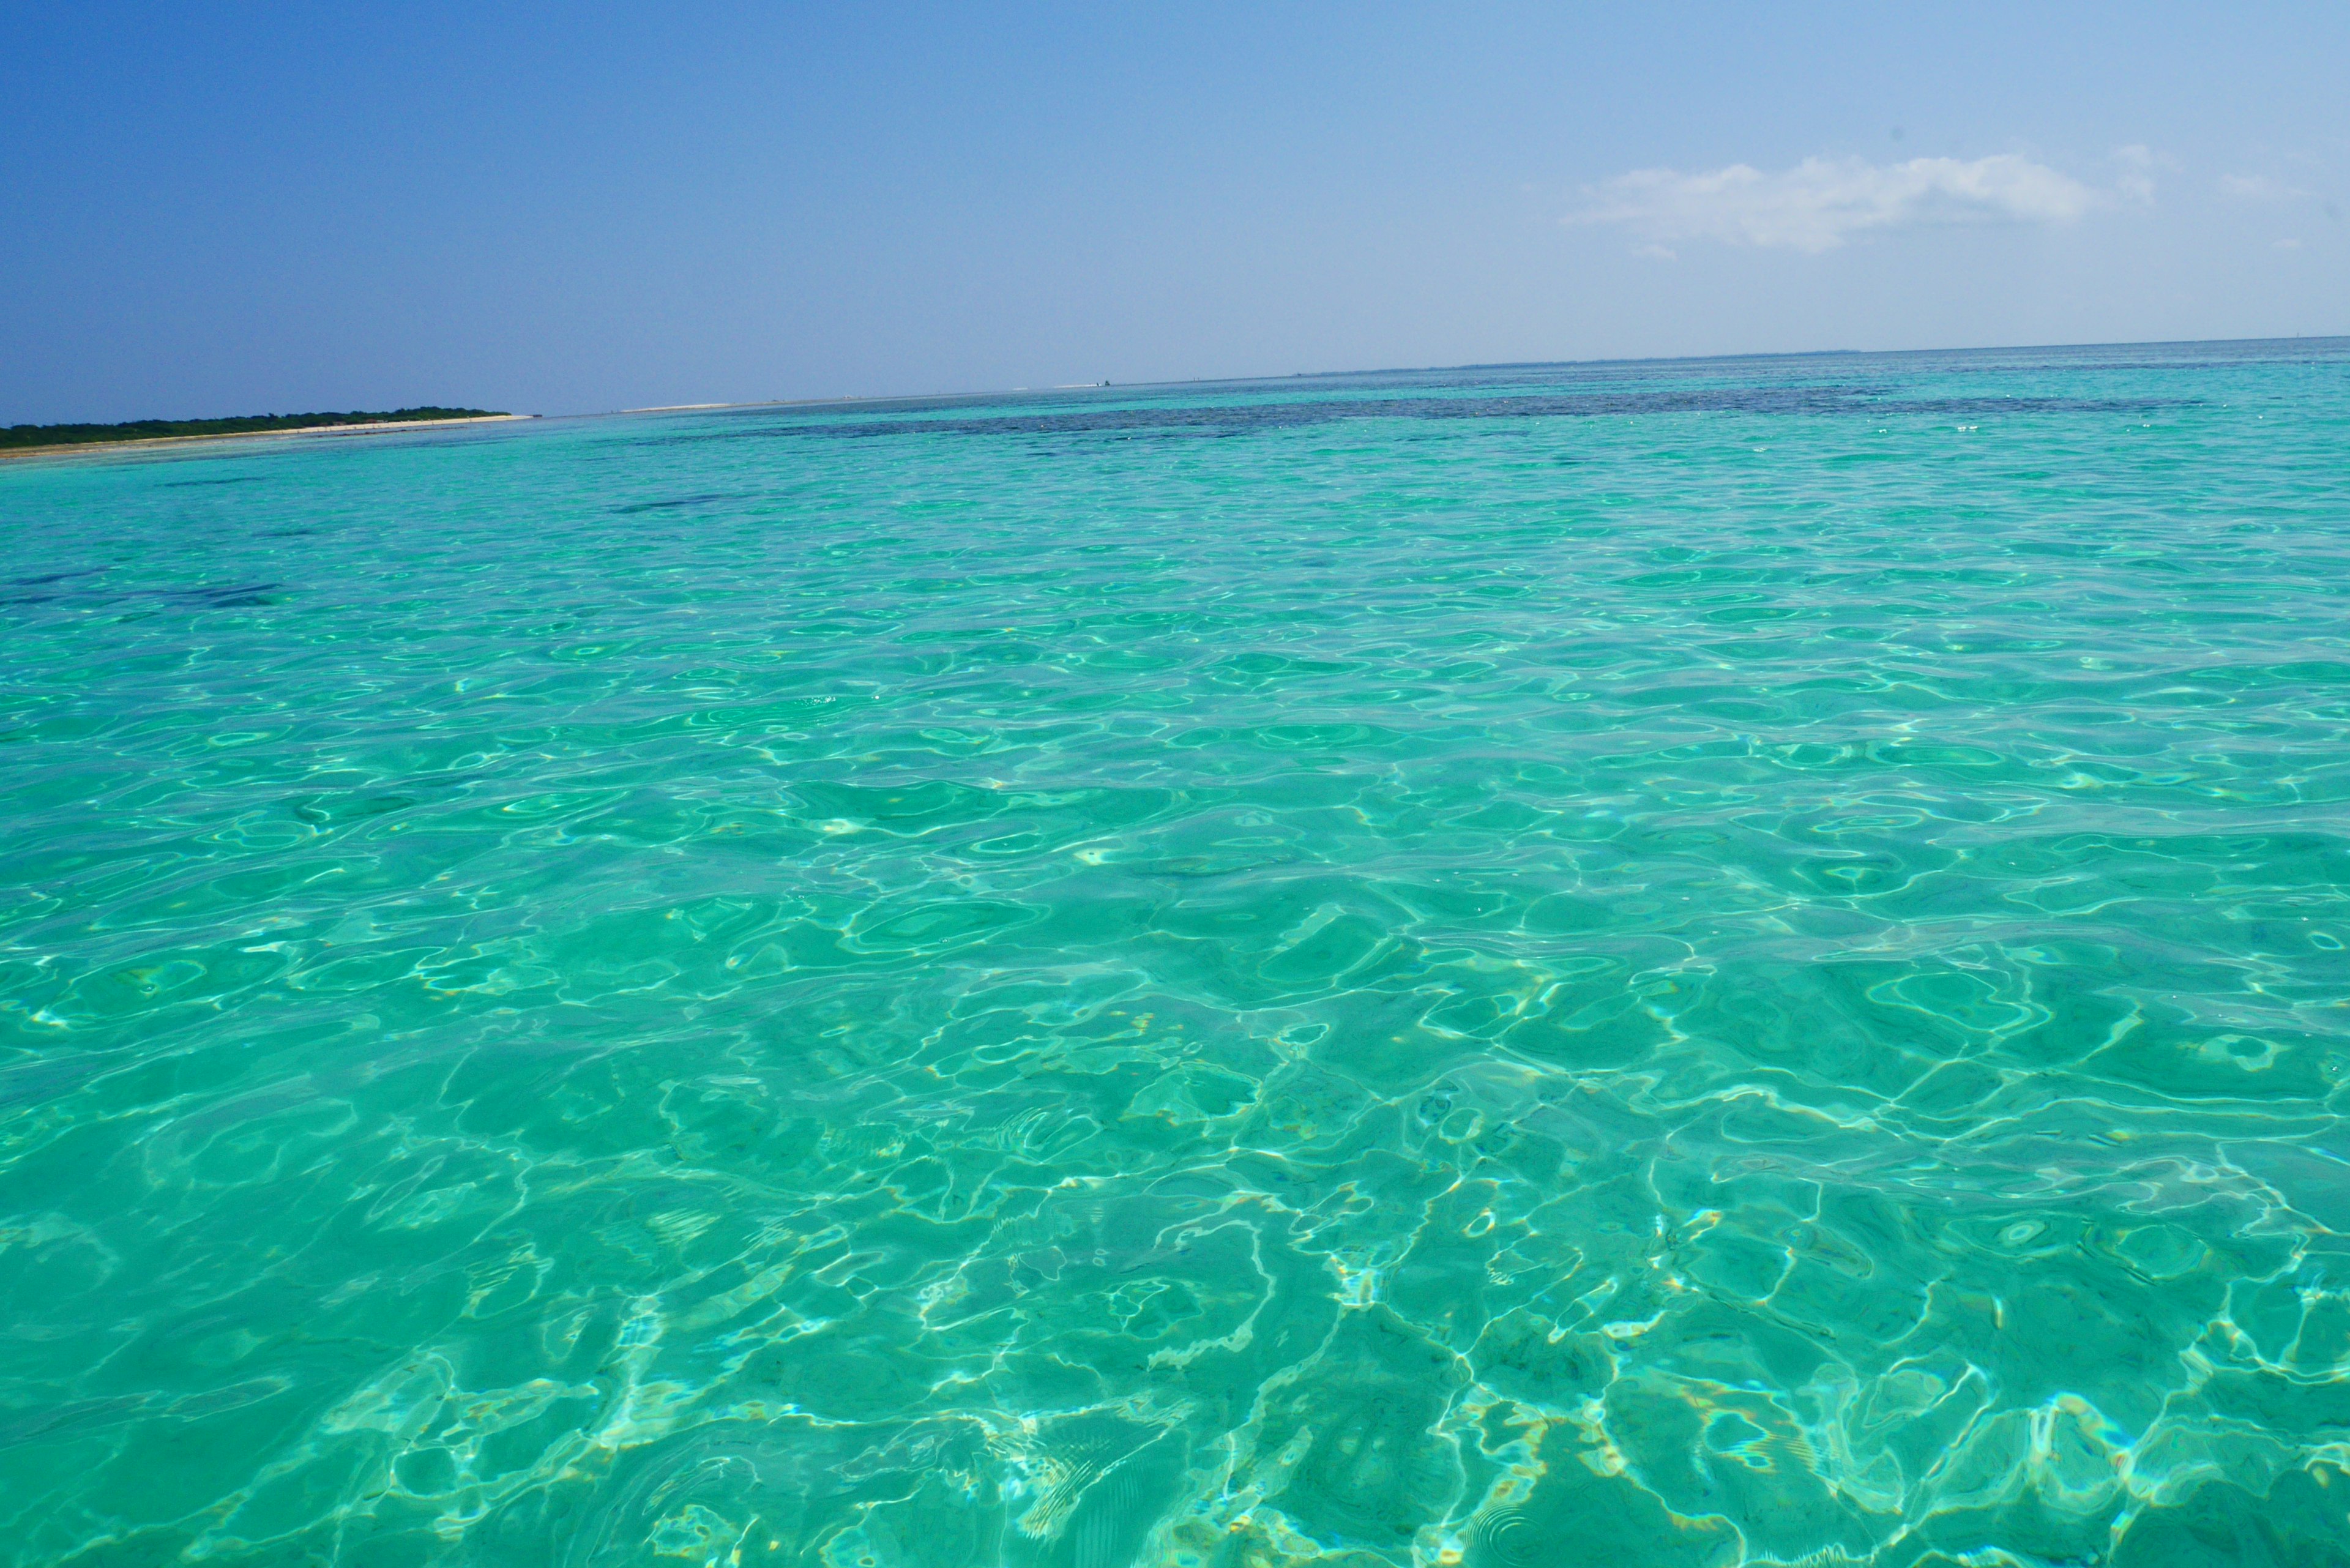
[0,413,537,463]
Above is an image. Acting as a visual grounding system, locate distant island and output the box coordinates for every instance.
[1,406,512,453]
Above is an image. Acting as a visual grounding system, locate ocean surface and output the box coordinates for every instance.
[4,340,2349,1568]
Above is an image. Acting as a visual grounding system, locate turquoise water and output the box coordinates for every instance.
[4,340,2350,1567]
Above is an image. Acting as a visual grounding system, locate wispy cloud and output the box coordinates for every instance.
[2220,173,2310,201]
[1572,154,2102,254]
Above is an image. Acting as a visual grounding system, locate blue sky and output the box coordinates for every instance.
[3,2,2344,423]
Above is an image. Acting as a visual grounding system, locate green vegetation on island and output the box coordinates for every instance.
[1,407,507,452]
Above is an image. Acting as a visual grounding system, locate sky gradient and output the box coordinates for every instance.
[4,1,2346,424]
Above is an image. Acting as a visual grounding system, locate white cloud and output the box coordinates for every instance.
[1572,154,2102,253]
[2221,174,2309,201]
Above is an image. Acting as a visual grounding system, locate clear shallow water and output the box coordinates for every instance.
[4,340,2349,1567]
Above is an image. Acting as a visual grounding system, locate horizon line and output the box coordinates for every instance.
[13,331,2344,433]
[564,330,2349,423]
